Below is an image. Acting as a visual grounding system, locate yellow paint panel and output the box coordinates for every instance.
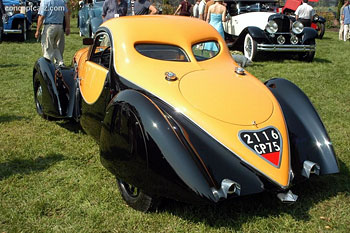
[79,61,108,104]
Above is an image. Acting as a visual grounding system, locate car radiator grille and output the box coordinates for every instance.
[274,17,291,33]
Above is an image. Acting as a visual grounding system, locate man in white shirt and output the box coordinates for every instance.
[198,0,208,20]
[192,0,200,18]
[295,0,315,27]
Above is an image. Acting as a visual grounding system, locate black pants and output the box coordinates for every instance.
[299,18,312,27]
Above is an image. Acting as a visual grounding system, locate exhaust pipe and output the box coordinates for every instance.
[211,179,241,202]
[277,190,298,204]
[302,160,320,178]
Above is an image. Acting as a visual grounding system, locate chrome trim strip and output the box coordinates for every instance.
[4,29,22,33]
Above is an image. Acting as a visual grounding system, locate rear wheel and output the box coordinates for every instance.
[34,72,54,120]
[316,22,325,39]
[243,33,258,61]
[117,178,159,212]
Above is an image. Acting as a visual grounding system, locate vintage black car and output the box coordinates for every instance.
[224,0,318,62]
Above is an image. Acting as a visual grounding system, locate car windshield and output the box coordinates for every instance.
[238,2,277,13]
[135,44,190,62]
[192,41,220,61]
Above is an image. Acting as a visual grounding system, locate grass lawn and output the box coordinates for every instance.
[1,23,350,232]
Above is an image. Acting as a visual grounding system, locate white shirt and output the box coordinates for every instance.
[193,3,199,18]
[295,3,315,20]
[198,0,206,17]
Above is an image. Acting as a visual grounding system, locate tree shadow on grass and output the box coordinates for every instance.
[0,114,29,123]
[158,159,349,230]
[0,154,65,181]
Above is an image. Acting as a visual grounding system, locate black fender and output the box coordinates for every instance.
[265,78,339,178]
[314,16,326,24]
[302,27,318,44]
[232,27,269,51]
[246,27,269,40]
[33,57,77,119]
[99,89,218,203]
[33,57,63,117]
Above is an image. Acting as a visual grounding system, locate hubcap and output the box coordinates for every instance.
[124,183,140,198]
[245,37,252,57]
[36,85,43,111]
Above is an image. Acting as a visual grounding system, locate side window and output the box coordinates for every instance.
[135,44,189,62]
[90,33,111,69]
[192,41,220,61]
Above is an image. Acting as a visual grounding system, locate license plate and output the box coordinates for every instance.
[239,127,282,167]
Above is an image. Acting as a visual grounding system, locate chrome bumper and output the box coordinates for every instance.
[4,29,22,34]
[257,44,316,52]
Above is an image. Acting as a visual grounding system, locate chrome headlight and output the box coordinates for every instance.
[265,20,278,34]
[5,5,14,17]
[313,14,319,21]
[292,21,304,34]
[6,11,14,17]
[290,35,299,45]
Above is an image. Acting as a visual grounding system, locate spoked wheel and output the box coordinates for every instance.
[243,33,258,61]
[117,178,159,212]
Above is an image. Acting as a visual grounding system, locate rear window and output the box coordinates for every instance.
[192,41,220,61]
[135,44,189,62]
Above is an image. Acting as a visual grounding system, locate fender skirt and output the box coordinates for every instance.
[100,90,226,203]
[265,78,339,176]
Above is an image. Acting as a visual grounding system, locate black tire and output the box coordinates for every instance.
[117,178,159,212]
[19,19,27,41]
[317,22,325,39]
[33,72,54,120]
[243,33,258,61]
[298,40,315,62]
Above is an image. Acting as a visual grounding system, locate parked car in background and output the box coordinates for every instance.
[33,16,339,212]
[2,0,32,41]
[224,0,317,62]
[282,0,325,39]
[27,0,40,22]
[78,0,104,37]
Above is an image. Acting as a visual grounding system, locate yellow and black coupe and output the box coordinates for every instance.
[33,16,339,212]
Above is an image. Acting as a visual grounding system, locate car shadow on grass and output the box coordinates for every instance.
[2,31,39,44]
[255,52,331,63]
[55,120,85,134]
[0,153,65,181]
[158,159,349,230]
[0,114,29,123]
